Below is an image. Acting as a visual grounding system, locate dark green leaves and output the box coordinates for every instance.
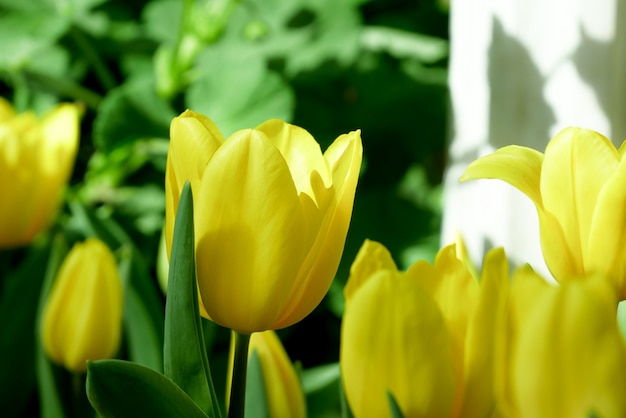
[86,360,208,418]
[86,182,221,417]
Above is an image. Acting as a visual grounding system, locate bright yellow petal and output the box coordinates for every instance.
[165,110,224,257]
[41,239,123,373]
[460,145,544,207]
[537,208,584,280]
[27,104,81,239]
[272,130,362,329]
[341,270,456,418]
[408,244,479,415]
[586,156,626,299]
[249,331,307,418]
[540,127,619,267]
[0,97,14,122]
[493,265,551,417]
[459,247,509,418]
[343,239,398,304]
[512,276,626,418]
[255,118,330,194]
[0,103,80,247]
[194,129,307,333]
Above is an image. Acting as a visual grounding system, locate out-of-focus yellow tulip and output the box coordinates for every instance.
[41,238,123,373]
[0,97,81,248]
[494,268,626,418]
[165,110,362,333]
[461,127,626,298]
[227,330,306,418]
[341,239,508,418]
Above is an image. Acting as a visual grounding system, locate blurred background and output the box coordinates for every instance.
[0,0,450,416]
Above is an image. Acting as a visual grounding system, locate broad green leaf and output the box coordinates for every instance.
[245,349,269,418]
[164,182,220,417]
[0,13,69,70]
[86,360,208,418]
[142,0,183,44]
[92,77,175,153]
[186,56,294,137]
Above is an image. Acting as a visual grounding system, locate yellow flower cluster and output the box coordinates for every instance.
[340,127,626,417]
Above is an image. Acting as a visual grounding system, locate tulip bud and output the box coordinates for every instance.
[41,238,123,373]
[0,97,81,247]
[228,331,306,418]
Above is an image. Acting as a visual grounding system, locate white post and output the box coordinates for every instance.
[441,0,626,275]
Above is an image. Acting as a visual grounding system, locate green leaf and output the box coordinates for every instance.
[245,349,269,418]
[300,362,344,417]
[387,391,405,418]
[164,182,220,417]
[0,238,51,417]
[302,362,340,394]
[36,234,69,418]
[186,56,294,137]
[0,13,69,70]
[118,246,163,372]
[86,360,208,418]
[92,77,175,153]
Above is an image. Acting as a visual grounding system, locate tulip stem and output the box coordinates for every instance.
[228,331,251,418]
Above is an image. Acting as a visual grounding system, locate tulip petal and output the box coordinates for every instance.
[0,104,79,247]
[408,244,479,415]
[512,276,626,418]
[537,208,584,279]
[195,129,307,333]
[460,145,544,208]
[460,247,509,418]
[0,97,14,122]
[343,239,398,304]
[341,270,455,418]
[587,156,626,298]
[248,331,307,418]
[42,239,123,373]
[273,130,362,329]
[165,110,224,255]
[540,127,620,266]
[493,265,551,417]
[255,119,330,196]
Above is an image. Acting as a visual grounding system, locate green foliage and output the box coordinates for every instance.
[0,0,449,415]
[87,360,209,418]
[163,182,220,417]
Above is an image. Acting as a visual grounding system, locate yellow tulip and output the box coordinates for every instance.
[461,127,626,298]
[41,238,123,373]
[227,330,307,418]
[495,268,626,418]
[341,239,508,418]
[165,110,362,333]
[0,97,81,247]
